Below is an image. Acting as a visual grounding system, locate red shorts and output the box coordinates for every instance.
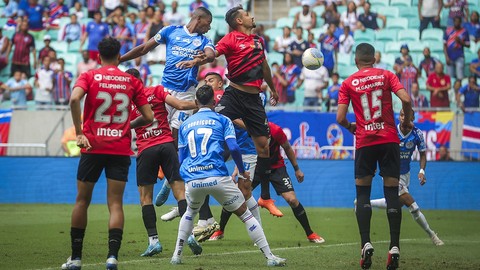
[89,51,100,65]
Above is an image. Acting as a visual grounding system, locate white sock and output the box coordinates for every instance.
[238,209,274,259]
[173,207,196,258]
[149,235,159,245]
[206,217,215,225]
[370,198,387,209]
[409,203,434,236]
[246,196,262,225]
[197,219,207,228]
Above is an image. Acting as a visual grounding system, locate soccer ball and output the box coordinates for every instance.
[302,48,324,70]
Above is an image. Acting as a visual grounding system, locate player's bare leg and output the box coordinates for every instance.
[382,176,402,270]
[281,191,325,243]
[105,178,127,269]
[399,194,444,246]
[253,135,283,217]
[138,184,163,256]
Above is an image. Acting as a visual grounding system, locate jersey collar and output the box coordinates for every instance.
[183,25,198,37]
[397,124,412,139]
[198,108,212,112]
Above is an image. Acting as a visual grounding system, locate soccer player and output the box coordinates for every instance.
[61,37,154,270]
[214,6,282,217]
[171,85,286,267]
[336,43,413,270]
[369,110,444,246]
[210,122,325,244]
[125,68,198,257]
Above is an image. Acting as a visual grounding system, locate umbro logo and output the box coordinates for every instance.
[215,105,225,112]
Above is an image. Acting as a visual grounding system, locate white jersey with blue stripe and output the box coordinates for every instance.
[179,108,236,182]
[398,125,426,174]
[154,25,214,91]
[235,126,256,155]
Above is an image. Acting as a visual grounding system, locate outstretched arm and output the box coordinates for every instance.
[281,140,304,183]
[120,38,159,63]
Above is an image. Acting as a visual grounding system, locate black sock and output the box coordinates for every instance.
[292,203,314,236]
[219,208,233,232]
[384,186,402,249]
[108,228,123,259]
[177,199,187,217]
[255,156,271,200]
[199,195,213,220]
[142,204,157,237]
[71,227,85,259]
[355,185,372,247]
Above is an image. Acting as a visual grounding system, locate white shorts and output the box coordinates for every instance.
[165,86,196,129]
[242,154,257,181]
[398,172,410,196]
[185,176,246,212]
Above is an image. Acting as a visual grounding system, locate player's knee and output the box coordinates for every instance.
[284,195,298,207]
[408,202,419,214]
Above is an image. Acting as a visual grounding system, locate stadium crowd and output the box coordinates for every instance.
[0,0,479,111]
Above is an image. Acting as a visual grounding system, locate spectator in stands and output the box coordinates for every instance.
[77,50,97,77]
[318,23,339,75]
[273,26,293,54]
[145,5,155,22]
[444,16,470,81]
[164,1,185,25]
[104,0,121,17]
[339,25,354,54]
[7,20,36,77]
[322,2,340,27]
[130,57,153,86]
[290,27,310,68]
[463,11,480,43]
[72,2,84,20]
[326,72,340,112]
[438,145,454,161]
[469,48,480,78]
[299,60,329,108]
[427,62,451,108]
[418,0,442,36]
[53,58,73,107]
[145,10,166,65]
[400,55,419,96]
[278,53,302,104]
[394,44,411,77]
[134,9,149,46]
[271,62,287,103]
[373,51,388,69]
[357,2,386,31]
[106,6,125,27]
[411,82,429,108]
[4,71,30,110]
[340,1,358,31]
[155,1,166,14]
[254,24,270,52]
[457,75,480,110]
[113,15,135,56]
[46,0,69,29]
[62,14,82,44]
[445,0,468,26]
[0,29,10,73]
[48,50,61,71]
[80,11,110,64]
[199,59,226,80]
[86,0,102,18]
[24,0,46,37]
[189,0,208,17]
[1,0,19,22]
[61,124,81,157]
[38,35,56,62]
[419,47,439,77]
[307,32,317,48]
[453,79,462,96]
[293,1,317,31]
[34,56,54,110]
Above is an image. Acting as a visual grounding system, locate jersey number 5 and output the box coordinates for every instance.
[187,128,213,158]
[360,90,382,121]
[94,91,129,124]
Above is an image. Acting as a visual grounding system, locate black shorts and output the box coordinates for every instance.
[215,86,270,137]
[136,142,182,186]
[253,166,294,195]
[355,143,400,179]
[77,153,131,182]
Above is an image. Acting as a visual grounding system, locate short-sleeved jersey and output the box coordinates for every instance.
[398,125,426,174]
[178,108,236,182]
[86,22,110,51]
[216,31,266,89]
[444,27,470,61]
[459,84,480,108]
[338,67,403,149]
[131,85,174,154]
[74,65,148,155]
[318,34,339,70]
[154,25,214,91]
[269,122,288,169]
[235,126,256,155]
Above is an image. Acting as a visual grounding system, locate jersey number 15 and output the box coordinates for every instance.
[360,90,382,121]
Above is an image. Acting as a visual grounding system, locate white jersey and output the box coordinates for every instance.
[300,66,329,98]
[298,11,313,29]
[339,34,355,54]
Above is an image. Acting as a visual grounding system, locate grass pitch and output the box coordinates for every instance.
[0,204,479,270]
